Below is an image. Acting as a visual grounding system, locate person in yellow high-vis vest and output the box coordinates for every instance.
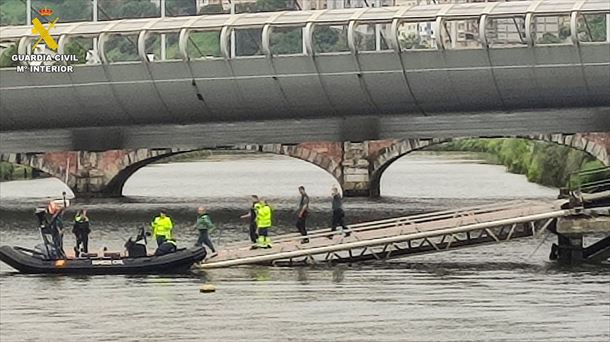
[151,209,174,247]
[254,199,272,249]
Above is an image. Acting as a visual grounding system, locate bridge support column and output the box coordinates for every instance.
[0,149,181,197]
[552,215,610,265]
[342,142,372,197]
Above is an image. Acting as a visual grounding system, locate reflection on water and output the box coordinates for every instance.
[0,153,607,342]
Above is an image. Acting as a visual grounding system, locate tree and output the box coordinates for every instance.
[313,26,348,53]
[255,0,295,12]
[165,0,196,16]
[199,4,225,15]
[0,45,18,68]
[270,27,302,55]
[64,39,89,64]
[0,0,26,26]
[578,14,608,42]
[400,33,428,49]
[98,0,158,20]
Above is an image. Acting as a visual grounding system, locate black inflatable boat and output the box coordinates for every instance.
[0,204,206,275]
[0,245,206,275]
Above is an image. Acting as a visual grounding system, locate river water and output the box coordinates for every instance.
[0,153,608,342]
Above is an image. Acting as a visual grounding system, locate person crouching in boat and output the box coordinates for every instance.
[151,209,174,247]
[72,209,90,256]
[154,238,177,256]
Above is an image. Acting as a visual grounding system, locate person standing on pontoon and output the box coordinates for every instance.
[329,186,350,238]
[194,206,217,257]
[240,195,260,243]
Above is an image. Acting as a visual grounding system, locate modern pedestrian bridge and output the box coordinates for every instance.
[1,0,609,151]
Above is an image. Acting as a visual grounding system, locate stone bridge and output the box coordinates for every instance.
[1,133,608,198]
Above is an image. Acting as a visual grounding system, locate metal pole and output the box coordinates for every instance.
[92,0,98,21]
[230,1,236,58]
[607,14,610,43]
[93,0,98,55]
[161,0,166,60]
[26,0,32,24]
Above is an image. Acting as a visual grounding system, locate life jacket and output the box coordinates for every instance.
[255,204,272,229]
[152,216,173,238]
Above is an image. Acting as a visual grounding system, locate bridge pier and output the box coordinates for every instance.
[551,215,610,265]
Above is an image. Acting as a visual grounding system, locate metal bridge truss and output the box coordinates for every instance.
[273,217,558,267]
[201,201,568,269]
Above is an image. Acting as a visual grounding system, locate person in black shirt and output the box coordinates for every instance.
[240,195,259,243]
[296,186,310,244]
[330,186,350,238]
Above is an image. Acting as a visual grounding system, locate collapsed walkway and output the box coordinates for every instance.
[201,200,570,269]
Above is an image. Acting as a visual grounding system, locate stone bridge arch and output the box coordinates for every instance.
[0,144,343,198]
[369,133,610,198]
[0,149,186,197]
[1,133,607,198]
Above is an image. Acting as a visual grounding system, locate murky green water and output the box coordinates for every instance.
[1,153,608,342]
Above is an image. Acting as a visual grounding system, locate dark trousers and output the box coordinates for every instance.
[156,235,166,247]
[296,211,308,236]
[75,234,89,254]
[195,229,216,252]
[249,222,258,243]
[331,209,347,231]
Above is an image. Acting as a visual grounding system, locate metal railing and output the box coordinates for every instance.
[568,166,610,194]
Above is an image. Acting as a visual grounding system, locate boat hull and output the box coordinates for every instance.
[0,245,206,275]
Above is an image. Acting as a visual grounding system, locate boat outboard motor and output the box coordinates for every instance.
[124,227,147,257]
[34,243,61,259]
[33,206,65,260]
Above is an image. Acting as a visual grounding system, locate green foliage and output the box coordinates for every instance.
[0,162,14,181]
[578,14,608,42]
[435,138,603,188]
[538,32,563,44]
[0,0,25,26]
[235,28,263,56]
[0,44,18,68]
[400,33,428,49]
[32,0,92,22]
[199,4,225,15]
[0,162,34,181]
[98,0,158,20]
[270,26,302,55]
[165,0,196,16]
[188,31,221,58]
[105,34,139,62]
[255,0,294,12]
[63,38,89,64]
[313,26,348,53]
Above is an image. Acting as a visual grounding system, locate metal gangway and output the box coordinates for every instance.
[201,199,570,269]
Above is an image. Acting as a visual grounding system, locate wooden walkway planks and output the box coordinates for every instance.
[201,199,569,269]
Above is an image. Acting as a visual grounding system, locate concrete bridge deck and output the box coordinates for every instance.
[201,199,570,268]
[1,0,609,138]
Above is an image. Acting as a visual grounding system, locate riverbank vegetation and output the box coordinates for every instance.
[432,138,606,188]
[0,162,36,182]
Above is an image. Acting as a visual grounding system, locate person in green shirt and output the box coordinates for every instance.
[194,207,217,255]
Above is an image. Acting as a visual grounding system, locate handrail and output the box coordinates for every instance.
[568,166,610,194]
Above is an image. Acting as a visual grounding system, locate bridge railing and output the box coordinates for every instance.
[1,0,608,67]
[568,166,610,194]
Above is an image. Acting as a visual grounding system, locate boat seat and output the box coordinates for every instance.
[103,252,121,258]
